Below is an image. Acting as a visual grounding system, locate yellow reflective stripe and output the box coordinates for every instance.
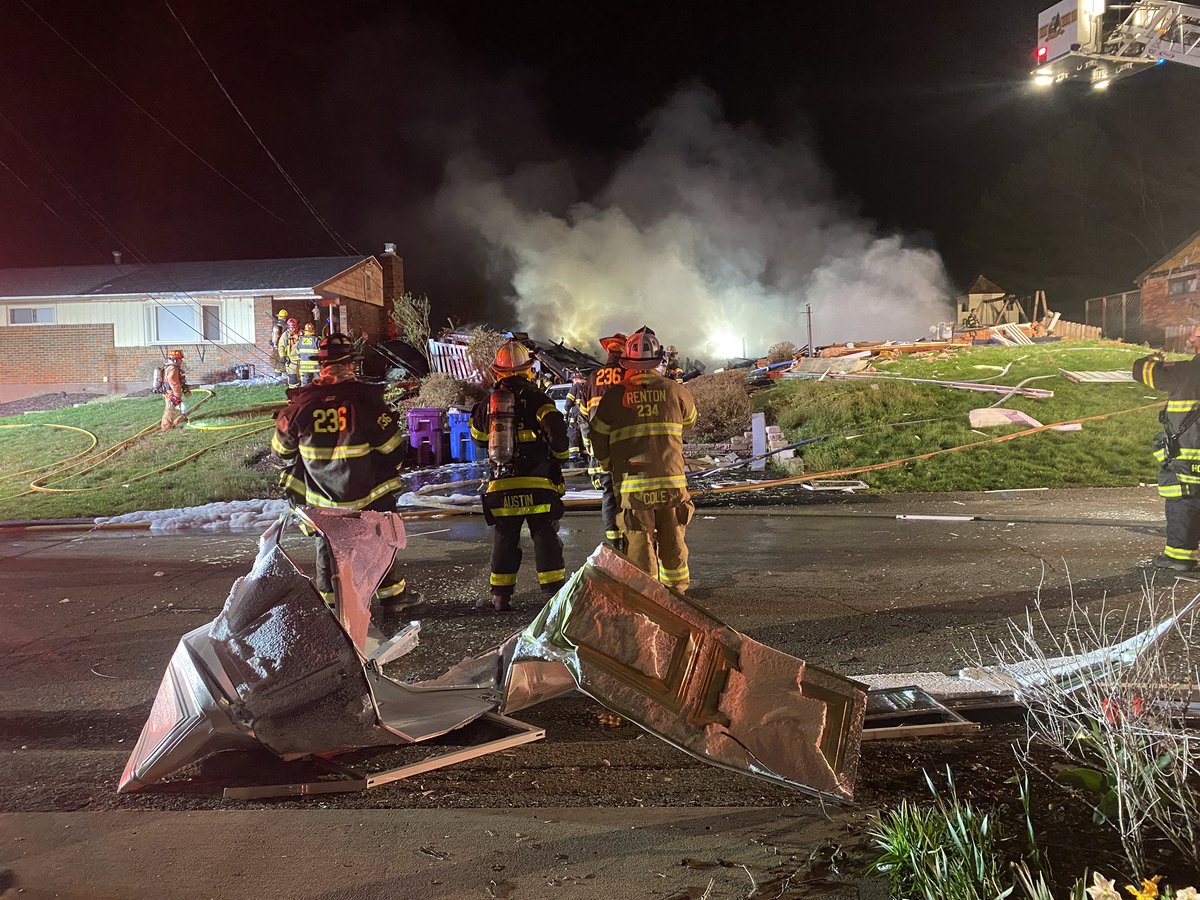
[1154,448,1168,462]
[374,579,407,598]
[552,449,570,460]
[1160,484,1184,497]
[591,418,612,435]
[518,429,540,442]
[298,442,374,461]
[470,424,489,442]
[537,569,565,584]
[271,432,293,456]
[605,529,622,540]
[1167,400,1200,412]
[1165,546,1200,560]
[490,573,518,586]
[282,473,402,509]
[1177,449,1200,459]
[609,422,683,443]
[682,408,697,428]
[487,476,560,493]
[490,504,552,516]
[377,432,405,456]
[658,566,690,582]
[536,404,557,422]
[1179,474,1200,484]
[658,564,689,577]
[619,474,688,492]
[1146,361,1157,389]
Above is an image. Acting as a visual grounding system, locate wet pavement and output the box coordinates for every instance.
[0,487,1183,897]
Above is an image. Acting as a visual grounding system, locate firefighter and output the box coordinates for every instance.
[1135,328,1200,571]
[159,349,191,431]
[591,327,698,592]
[661,345,685,383]
[271,333,408,608]
[276,317,301,388]
[572,333,627,548]
[269,309,288,375]
[564,369,588,463]
[469,340,570,611]
[297,322,321,385]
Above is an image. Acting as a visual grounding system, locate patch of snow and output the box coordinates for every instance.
[96,498,289,533]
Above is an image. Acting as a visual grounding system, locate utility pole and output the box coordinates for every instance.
[805,304,814,357]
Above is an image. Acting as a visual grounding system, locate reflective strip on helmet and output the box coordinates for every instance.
[608,422,683,443]
[537,569,565,584]
[619,474,688,493]
[490,503,552,517]
[490,572,518,587]
[281,473,402,509]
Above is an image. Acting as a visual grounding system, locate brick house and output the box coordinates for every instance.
[0,247,404,402]
[1137,228,1200,343]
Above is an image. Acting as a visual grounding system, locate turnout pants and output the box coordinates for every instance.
[490,513,565,597]
[1164,495,1200,563]
[599,473,623,546]
[622,501,693,592]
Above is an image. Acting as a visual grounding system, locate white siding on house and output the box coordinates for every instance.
[0,296,258,346]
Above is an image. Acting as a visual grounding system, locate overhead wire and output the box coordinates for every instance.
[12,0,328,249]
[162,0,360,255]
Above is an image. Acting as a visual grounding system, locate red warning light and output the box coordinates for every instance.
[1037,46,1048,59]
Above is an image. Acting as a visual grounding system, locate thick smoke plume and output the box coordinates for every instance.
[442,87,951,361]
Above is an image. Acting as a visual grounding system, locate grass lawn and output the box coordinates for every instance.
[755,340,1169,492]
[0,384,288,520]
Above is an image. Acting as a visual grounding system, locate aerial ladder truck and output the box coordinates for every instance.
[1032,0,1200,88]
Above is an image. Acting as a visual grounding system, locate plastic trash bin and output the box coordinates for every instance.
[447,411,479,462]
[407,407,446,467]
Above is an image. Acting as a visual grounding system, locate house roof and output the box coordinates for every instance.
[0,256,368,300]
[961,275,1005,296]
[1137,228,1200,284]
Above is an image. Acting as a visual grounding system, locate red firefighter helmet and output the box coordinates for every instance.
[286,317,299,332]
[491,340,536,378]
[599,333,627,353]
[167,349,184,361]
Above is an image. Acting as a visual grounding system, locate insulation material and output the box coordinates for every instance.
[508,545,867,801]
[1059,370,1136,384]
[969,408,1043,429]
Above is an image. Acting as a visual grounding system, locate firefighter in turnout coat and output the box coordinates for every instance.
[159,349,190,431]
[470,341,570,611]
[591,327,698,591]
[272,333,409,607]
[568,333,627,548]
[1135,328,1200,571]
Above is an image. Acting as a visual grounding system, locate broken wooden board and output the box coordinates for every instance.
[861,686,980,740]
[1059,370,1136,384]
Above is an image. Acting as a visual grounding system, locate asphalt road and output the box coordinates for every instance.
[0,487,1181,898]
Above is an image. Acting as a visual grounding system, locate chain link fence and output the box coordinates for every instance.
[1084,291,1142,340]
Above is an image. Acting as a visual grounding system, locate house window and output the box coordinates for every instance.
[1168,275,1198,296]
[151,303,221,343]
[8,306,54,325]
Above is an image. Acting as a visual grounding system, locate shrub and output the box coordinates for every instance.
[416,372,482,409]
[765,341,800,364]
[687,371,752,441]
[466,326,508,385]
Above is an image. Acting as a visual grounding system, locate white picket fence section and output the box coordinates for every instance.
[428,340,483,383]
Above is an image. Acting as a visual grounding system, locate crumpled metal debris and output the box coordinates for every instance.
[119,510,497,793]
[506,546,868,802]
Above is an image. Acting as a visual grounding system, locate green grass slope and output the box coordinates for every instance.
[755,341,1168,492]
[0,384,287,520]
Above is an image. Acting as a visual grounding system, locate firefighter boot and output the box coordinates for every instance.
[1154,554,1198,572]
[475,592,513,612]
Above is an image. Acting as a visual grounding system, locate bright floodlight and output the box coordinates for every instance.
[1093,78,1111,90]
[1034,74,1054,87]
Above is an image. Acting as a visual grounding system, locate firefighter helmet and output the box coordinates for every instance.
[491,340,535,377]
[665,345,678,357]
[621,326,663,371]
[303,322,315,334]
[286,317,299,332]
[599,333,627,353]
[315,333,358,366]
[275,309,289,319]
[167,349,184,361]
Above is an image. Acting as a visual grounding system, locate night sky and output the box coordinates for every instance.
[0,0,1187,323]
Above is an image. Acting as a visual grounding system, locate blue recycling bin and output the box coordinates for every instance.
[447,411,479,462]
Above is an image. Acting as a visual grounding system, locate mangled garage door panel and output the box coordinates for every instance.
[508,546,867,802]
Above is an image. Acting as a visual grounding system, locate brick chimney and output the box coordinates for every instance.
[377,243,404,340]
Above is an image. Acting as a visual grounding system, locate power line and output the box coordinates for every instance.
[13,0,327,250]
[0,113,279,370]
[163,0,360,256]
